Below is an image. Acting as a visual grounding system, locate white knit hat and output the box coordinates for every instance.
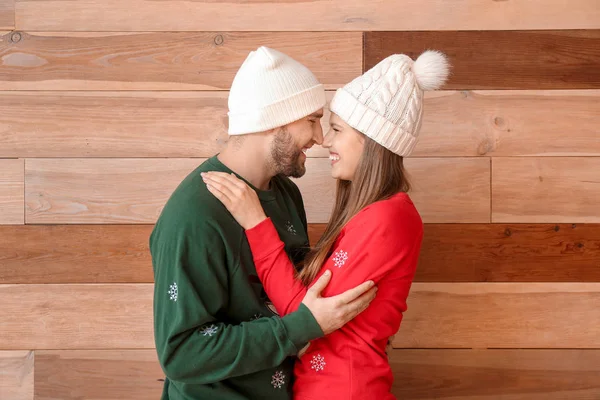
[228,47,326,135]
[330,51,450,156]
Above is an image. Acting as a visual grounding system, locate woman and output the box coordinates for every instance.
[202,50,449,400]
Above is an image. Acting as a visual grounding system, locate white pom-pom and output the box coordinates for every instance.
[412,50,450,91]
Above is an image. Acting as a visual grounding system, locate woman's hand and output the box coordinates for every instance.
[201,172,267,230]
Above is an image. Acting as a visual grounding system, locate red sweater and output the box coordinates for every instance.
[245,192,423,400]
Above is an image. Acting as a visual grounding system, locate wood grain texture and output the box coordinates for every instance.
[0,284,154,349]
[390,349,600,399]
[0,225,154,284]
[24,158,336,224]
[492,157,600,223]
[416,224,600,282]
[0,283,600,350]
[14,0,600,31]
[35,350,163,400]
[4,90,599,158]
[27,349,600,399]
[25,158,490,224]
[413,90,600,157]
[0,31,360,90]
[295,158,336,224]
[0,91,330,158]
[406,158,490,223]
[4,223,599,284]
[0,1,14,30]
[0,158,24,224]
[0,351,33,400]
[394,283,600,349]
[3,283,598,350]
[26,158,203,224]
[364,31,600,89]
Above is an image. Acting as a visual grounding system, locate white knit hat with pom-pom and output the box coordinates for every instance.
[330,50,450,156]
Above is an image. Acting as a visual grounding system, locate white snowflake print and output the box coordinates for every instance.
[332,250,348,268]
[168,282,178,302]
[250,313,263,321]
[271,370,286,389]
[310,354,326,372]
[285,221,297,235]
[199,324,219,337]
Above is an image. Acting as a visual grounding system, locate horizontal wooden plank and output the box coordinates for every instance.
[390,349,600,399]
[0,351,33,400]
[25,349,600,399]
[25,158,490,224]
[14,0,600,31]
[0,158,24,224]
[0,31,360,90]
[0,225,154,284]
[0,284,154,349]
[4,90,599,158]
[416,224,600,282]
[394,283,600,349]
[4,284,598,349]
[406,158,490,223]
[3,223,599,284]
[24,158,337,224]
[364,31,600,89]
[492,157,600,223]
[26,158,203,224]
[0,91,330,158]
[0,1,14,30]
[413,90,600,157]
[293,159,336,223]
[35,350,163,400]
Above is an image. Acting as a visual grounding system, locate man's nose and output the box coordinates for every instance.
[313,123,324,145]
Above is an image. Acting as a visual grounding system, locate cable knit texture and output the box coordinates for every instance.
[330,51,450,156]
[228,46,326,135]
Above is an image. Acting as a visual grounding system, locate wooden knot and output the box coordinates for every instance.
[10,31,22,43]
[214,35,224,46]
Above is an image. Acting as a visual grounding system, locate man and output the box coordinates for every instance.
[151,47,377,399]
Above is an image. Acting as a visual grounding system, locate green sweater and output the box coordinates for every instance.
[150,156,323,400]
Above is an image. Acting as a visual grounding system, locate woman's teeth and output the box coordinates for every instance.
[329,154,340,161]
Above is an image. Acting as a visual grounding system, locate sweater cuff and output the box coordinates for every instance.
[281,303,324,351]
[245,218,284,261]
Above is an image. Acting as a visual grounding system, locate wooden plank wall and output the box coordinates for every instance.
[1,1,599,398]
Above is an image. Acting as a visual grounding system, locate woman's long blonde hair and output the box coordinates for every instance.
[297,137,410,286]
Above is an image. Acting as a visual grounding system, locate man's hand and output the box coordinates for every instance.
[301,270,377,335]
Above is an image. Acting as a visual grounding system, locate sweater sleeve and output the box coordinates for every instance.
[245,218,309,316]
[245,199,423,326]
[151,221,322,385]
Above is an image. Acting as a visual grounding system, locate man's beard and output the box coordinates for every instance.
[269,127,306,178]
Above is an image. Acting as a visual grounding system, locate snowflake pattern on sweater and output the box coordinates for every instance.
[199,324,219,337]
[310,354,326,372]
[271,370,286,389]
[250,313,263,321]
[332,250,348,268]
[285,221,297,235]
[168,282,178,301]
